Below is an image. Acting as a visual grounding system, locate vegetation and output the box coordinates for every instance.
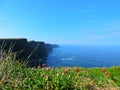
[0,48,120,90]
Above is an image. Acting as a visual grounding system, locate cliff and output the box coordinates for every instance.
[0,38,59,67]
[51,44,59,48]
[45,43,53,52]
[28,41,47,59]
[45,43,59,52]
[0,38,28,59]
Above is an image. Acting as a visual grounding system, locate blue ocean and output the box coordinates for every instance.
[45,45,120,68]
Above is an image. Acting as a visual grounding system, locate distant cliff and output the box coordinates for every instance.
[0,38,59,67]
[51,44,59,48]
[28,41,47,59]
[45,43,59,52]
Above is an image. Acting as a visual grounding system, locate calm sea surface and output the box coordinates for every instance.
[45,45,120,68]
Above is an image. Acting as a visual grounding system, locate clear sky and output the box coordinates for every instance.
[0,0,120,45]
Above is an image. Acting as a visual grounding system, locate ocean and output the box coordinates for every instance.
[45,45,120,68]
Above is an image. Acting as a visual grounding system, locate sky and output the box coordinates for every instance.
[0,0,120,45]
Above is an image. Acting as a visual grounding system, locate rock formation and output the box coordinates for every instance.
[0,38,28,59]
[0,38,59,67]
[28,41,47,59]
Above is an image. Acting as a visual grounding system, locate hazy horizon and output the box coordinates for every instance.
[0,0,120,45]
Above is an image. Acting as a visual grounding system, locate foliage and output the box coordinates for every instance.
[0,48,120,90]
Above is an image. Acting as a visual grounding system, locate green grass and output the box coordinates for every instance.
[0,49,120,90]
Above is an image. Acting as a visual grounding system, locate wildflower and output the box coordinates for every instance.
[101,68,105,73]
[67,68,71,71]
[38,66,41,68]
[105,72,110,77]
[64,68,71,72]
[46,67,52,70]
[40,74,44,77]
[42,64,46,67]
[46,68,49,70]
[46,75,49,80]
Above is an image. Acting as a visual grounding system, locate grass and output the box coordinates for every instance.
[0,48,120,90]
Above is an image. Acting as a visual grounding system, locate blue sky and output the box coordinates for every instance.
[0,0,120,45]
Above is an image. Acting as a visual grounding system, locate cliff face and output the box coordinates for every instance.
[0,39,49,59]
[45,44,59,52]
[0,38,59,67]
[28,41,47,59]
[0,38,28,59]
[45,43,53,52]
[51,44,59,48]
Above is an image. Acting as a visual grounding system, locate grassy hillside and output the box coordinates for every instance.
[0,49,120,90]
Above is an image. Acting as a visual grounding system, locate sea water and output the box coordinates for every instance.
[45,45,120,68]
